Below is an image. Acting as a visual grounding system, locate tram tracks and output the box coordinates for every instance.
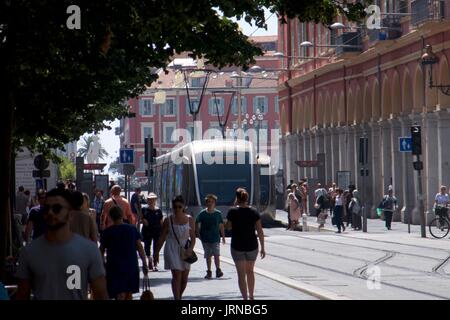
[259,233,450,299]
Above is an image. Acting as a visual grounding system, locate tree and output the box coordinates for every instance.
[108,159,121,175]
[58,157,76,181]
[0,0,367,282]
[77,135,109,161]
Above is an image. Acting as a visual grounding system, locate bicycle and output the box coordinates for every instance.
[428,205,450,239]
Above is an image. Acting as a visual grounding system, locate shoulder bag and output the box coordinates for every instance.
[170,216,198,264]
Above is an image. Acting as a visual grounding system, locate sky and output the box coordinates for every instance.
[86,9,278,173]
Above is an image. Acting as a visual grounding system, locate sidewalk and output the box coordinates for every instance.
[275,209,437,235]
[132,246,318,300]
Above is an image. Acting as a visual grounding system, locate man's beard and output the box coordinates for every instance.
[46,221,68,231]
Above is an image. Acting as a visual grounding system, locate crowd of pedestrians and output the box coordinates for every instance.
[285,179,404,232]
[8,182,266,301]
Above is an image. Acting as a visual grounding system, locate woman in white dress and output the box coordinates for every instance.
[154,195,196,300]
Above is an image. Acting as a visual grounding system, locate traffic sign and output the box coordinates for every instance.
[36,179,44,190]
[119,149,134,164]
[123,164,135,175]
[295,160,323,167]
[399,137,412,152]
[34,155,49,170]
[84,163,107,170]
[32,170,50,178]
[411,125,422,155]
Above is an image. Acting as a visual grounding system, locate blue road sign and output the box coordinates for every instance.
[119,149,134,164]
[399,137,412,152]
[36,179,44,190]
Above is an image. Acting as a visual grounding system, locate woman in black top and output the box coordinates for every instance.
[226,188,265,300]
[140,193,163,271]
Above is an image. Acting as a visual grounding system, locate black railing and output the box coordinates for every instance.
[335,32,362,55]
[411,0,446,25]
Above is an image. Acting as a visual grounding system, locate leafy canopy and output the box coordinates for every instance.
[0,0,367,153]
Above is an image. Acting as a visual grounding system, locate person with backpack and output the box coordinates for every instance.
[378,187,398,230]
[349,190,362,231]
[315,184,330,229]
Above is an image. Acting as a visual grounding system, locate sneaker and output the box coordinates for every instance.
[205,270,212,279]
[216,268,224,278]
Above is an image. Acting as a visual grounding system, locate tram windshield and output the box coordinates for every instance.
[196,163,252,206]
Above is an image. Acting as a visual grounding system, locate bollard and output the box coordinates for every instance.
[302,213,308,232]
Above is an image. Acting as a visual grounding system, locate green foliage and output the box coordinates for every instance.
[0,1,366,157]
[77,135,109,161]
[58,156,76,181]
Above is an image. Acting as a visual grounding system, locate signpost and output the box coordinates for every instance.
[33,155,50,191]
[84,163,107,171]
[359,136,369,232]
[411,124,426,238]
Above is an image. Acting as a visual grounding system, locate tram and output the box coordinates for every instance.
[152,139,276,222]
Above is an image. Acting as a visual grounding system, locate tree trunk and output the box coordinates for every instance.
[0,99,14,282]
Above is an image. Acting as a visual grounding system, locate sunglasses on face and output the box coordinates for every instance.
[43,204,66,214]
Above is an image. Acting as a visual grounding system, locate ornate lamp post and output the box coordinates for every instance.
[421,44,450,96]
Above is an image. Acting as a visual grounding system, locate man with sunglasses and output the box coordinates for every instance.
[16,188,108,300]
[195,194,225,279]
[24,189,47,244]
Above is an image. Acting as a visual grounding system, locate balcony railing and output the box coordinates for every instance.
[335,32,362,55]
[411,0,446,25]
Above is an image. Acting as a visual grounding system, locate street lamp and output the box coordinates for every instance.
[273,51,330,60]
[300,40,362,49]
[421,44,450,96]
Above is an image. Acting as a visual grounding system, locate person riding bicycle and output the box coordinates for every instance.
[434,185,450,216]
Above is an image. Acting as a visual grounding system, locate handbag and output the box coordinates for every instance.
[170,216,198,264]
[140,276,154,300]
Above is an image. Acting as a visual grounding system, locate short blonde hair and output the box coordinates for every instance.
[205,194,218,201]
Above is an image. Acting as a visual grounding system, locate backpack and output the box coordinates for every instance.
[350,198,361,215]
[318,193,331,209]
[378,196,388,209]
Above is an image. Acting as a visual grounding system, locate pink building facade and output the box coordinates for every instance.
[277,0,450,225]
[119,36,281,183]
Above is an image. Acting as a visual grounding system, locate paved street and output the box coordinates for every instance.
[138,211,450,300]
[133,244,317,300]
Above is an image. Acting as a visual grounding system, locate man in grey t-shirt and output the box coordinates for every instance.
[16,188,108,300]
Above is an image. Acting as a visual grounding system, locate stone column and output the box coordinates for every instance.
[437,110,450,188]
[389,118,403,222]
[284,135,292,184]
[324,127,333,186]
[423,112,439,224]
[338,126,347,171]
[288,134,298,185]
[369,121,382,218]
[304,131,311,179]
[352,125,362,190]
[347,125,357,186]
[296,134,303,182]
[399,116,415,224]
[300,132,306,178]
[329,126,339,184]
[380,120,392,193]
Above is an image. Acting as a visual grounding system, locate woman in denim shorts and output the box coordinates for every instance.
[226,188,265,300]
